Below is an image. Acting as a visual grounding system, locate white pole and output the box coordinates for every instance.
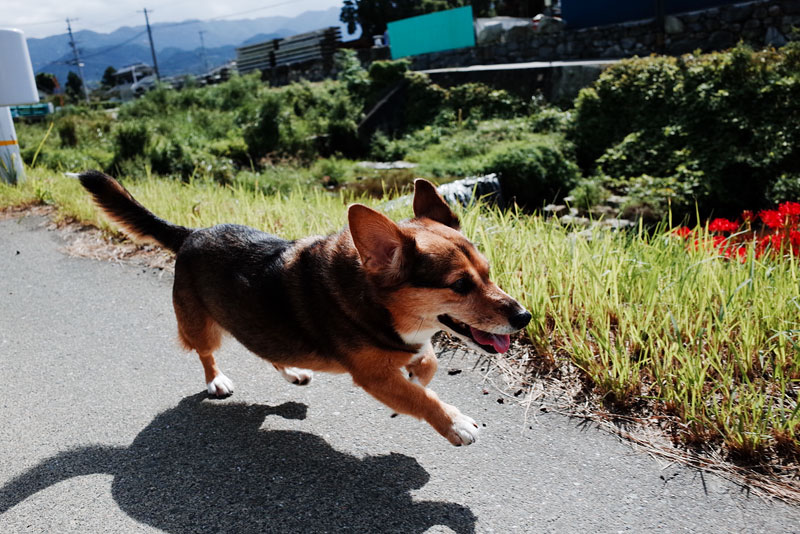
[0,28,39,185]
[0,107,24,185]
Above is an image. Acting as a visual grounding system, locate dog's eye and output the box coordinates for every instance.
[449,277,474,295]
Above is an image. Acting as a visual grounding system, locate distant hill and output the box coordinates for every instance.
[28,7,354,84]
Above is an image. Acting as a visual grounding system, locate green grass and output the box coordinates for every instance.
[2,170,798,463]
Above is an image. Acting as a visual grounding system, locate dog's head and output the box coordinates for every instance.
[348,179,531,354]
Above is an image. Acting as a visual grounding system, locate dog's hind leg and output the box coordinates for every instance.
[173,284,232,397]
[272,364,313,386]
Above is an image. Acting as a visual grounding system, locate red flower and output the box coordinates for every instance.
[741,210,754,224]
[778,201,800,218]
[673,226,692,238]
[709,218,738,233]
[790,230,800,249]
[759,209,784,229]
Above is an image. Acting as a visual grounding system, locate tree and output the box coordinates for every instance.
[101,66,117,90]
[35,72,58,94]
[340,0,494,38]
[65,71,84,102]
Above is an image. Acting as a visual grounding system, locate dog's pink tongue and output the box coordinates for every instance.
[470,327,511,353]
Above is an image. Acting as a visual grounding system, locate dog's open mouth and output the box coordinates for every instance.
[437,314,511,354]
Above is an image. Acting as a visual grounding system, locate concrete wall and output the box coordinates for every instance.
[410,0,800,70]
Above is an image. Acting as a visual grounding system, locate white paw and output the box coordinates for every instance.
[207,373,234,397]
[446,412,480,446]
[279,366,313,386]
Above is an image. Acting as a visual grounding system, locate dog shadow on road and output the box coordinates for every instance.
[0,393,476,533]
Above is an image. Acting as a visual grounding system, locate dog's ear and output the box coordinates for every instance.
[348,204,414,285]
[413,178,460,230]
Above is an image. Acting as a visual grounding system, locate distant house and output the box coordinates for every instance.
[110,63,156,100]
[198,61,237,86]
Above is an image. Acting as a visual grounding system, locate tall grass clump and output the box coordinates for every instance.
[459,204,800,461]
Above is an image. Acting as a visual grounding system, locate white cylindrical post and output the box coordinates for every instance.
[0,107,24,184]
[0,28,40,184]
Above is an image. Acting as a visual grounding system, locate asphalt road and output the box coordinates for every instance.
[2,214,800,533]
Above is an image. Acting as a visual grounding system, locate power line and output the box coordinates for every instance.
[79,31,149,59]
[206,0,309,21]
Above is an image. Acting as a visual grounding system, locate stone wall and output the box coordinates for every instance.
[410,0,800,70]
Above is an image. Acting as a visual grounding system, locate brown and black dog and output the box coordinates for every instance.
[78,170,531,446]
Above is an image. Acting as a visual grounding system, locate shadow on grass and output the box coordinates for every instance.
[0,393,475,533]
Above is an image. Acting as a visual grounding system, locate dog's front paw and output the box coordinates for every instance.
[278,367,313,386]
[207,373,234,397]
[446,412,480,446]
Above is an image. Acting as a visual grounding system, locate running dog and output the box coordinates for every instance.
[78,171,531,446]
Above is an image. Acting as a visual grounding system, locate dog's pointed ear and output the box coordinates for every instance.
[413,179,460,230]
[348,204,414,285]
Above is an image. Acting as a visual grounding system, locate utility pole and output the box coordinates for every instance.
[65,18,90,103]
[141,8,161,81]
[198,30,209,74]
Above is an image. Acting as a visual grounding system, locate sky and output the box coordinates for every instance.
[7,0,345,38]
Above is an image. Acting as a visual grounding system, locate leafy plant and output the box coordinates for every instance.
[484,141,579,207]
[571,43,800,219]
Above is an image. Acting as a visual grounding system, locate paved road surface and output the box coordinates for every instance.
[2,215,799,533]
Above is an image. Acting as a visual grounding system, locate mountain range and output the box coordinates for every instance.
[27,7,356,85]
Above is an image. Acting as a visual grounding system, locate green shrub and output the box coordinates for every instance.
[148,136,194,177]
[336,49,370,100]
[768,172,800,204]
[114,121,150,160]
[529,107,570,134]
[242,93,282,159]
[311,157,350,186]
[485,141,579,207]
[204,72,262,111]
[404,72,446,128]
[445,83,525,120]
[208,137,250,167]
[369,130,407,161]
[57,118,79,147]
[571,43,800,217]
[366,58,411,107]
[569,178,610,211]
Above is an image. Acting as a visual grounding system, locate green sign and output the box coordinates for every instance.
[387,6,476,59]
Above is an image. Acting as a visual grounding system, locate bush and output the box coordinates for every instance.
[445,83,525,120]
[336,50,370,100]
[114,121,150,160]
[148,136,194,177]
[485,141,580,208]
[242,93,282,159]
[569,178,610,212]
[57,118,79,147]
[570,43,800,218]
[404,72,447,128]
[366,58,411,108]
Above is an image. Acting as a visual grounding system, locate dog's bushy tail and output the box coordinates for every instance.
[78,170,192,252]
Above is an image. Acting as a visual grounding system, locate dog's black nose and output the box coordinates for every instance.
[509,310,532,330]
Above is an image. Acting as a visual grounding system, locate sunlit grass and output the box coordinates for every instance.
[2,170,798,461]
[459,204,800,460]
